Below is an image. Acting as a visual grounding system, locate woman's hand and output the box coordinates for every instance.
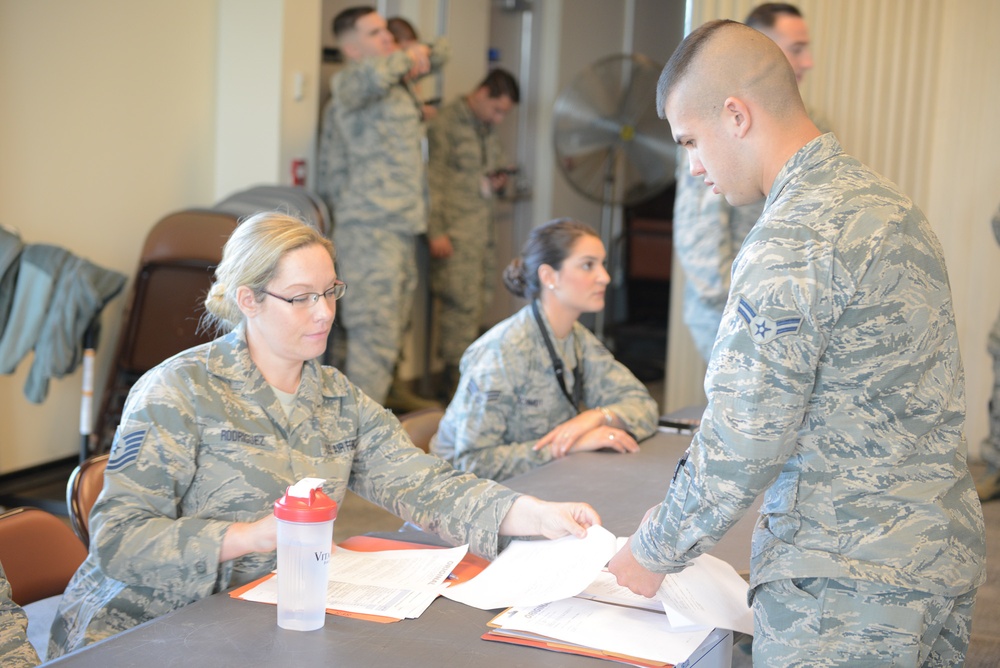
[534,409,639,458]
[570,426,640,455]
[499,495,601,539]
[220,513,277,562]
[534,409,605,456]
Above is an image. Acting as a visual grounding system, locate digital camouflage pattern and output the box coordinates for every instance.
[316,98,348,228]
[427,98,506,367]
[319,40,449,402]
[48,327,519,657]
[985,202,1000,472]
[672,151,761,361]
[0,562,39,668]
[673,112,832,362]
[752,577,976,666]
[322,39,449,236]
[334,224,416,402]
[633,134,986,599]
[431,303,659,481]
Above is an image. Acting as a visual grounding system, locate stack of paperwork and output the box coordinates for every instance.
[444,525,752,666]
[232,542,472,622]
[232,526,751,665]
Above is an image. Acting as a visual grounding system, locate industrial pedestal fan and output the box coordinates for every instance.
[553,53,675,341]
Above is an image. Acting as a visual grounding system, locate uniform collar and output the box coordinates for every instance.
[205,325,350,404]
[460,96,490,132]
[765,132,842,210]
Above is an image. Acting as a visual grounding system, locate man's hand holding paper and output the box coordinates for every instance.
[443,525,618,609]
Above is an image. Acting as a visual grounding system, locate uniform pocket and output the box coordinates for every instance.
[759,470,801,544]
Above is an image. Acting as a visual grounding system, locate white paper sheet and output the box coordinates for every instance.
[493,597,712,665]
[238,544,468,619]
[575,571,662,612]
[442,525,618,610]
[657,553,754,635]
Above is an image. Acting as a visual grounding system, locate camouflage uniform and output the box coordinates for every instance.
[985,203,1000,473]
[753,577,977,665]
[674,111,831,362]
[632,134,986,659]
[321,40,449,402]
[427,97,506,367]
[316,98,348,227]
[48,326,519,657]
[0,561,39,668]
[672,151,761,361]
[431,303,659,481]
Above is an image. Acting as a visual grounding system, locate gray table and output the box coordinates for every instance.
[504,430,761,575]
[46,432,756,667]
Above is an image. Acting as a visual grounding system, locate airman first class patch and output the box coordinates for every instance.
[736,294,803,345]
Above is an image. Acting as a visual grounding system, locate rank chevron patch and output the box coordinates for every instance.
[107,429,147,472]
[735,294,803,345]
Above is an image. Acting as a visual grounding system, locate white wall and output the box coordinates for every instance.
[0,0,218,473]
[924,0,1000,460]
[213,0,284,199]
[279,0,324,195]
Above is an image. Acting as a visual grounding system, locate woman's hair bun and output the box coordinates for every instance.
[502,257,527,298]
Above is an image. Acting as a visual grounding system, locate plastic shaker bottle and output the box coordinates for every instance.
[273,477,338,631]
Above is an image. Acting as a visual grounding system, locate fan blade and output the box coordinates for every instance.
[553,119,622,159]
[558,60,628,120]
[552,54,676,204]
[623,132,675,179]
[617,54,664,124]
[557,145,617,202]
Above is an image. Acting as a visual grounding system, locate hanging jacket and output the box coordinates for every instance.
[0,242,125,403]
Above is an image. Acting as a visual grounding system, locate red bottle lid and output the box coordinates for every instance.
[274,483,338,523]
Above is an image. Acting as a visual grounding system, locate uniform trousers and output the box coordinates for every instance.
[431,229,495,367]
[985,312,1000,471]
[751,577,977,667]
[334,225,416,403]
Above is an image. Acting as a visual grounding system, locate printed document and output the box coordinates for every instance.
[489,598,712,666]
[442,525,618,609]
[658,553,754,635]
[238,544,467,620]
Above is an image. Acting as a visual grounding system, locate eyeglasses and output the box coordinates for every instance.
[262,281,347,308]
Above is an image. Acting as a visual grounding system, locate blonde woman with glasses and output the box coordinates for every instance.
[49,212,599,657]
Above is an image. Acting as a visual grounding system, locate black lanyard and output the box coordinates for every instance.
[401,78,425,122]
[532,301,584,412]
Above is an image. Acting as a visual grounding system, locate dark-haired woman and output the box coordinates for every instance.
[431,219,658,481]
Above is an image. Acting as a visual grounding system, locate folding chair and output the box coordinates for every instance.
[398,408,445,453]
[92,210,240,453]
[0,507,87,606]
[66,452,110,548]
[214,185,330,237]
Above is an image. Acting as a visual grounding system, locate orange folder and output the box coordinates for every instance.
[229,534,489,623]
[482,629,671,667]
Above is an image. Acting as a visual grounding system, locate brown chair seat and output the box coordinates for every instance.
[398,408,445,453]
[0,507,87,606]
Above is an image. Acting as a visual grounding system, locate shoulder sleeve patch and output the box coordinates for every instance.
[735,294,803,345]
[467,378,501,404]
[106,429,147,472]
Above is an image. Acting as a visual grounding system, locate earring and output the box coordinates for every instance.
[548,284,555,290]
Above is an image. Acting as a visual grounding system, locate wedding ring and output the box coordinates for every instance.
[609,433,615,441]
